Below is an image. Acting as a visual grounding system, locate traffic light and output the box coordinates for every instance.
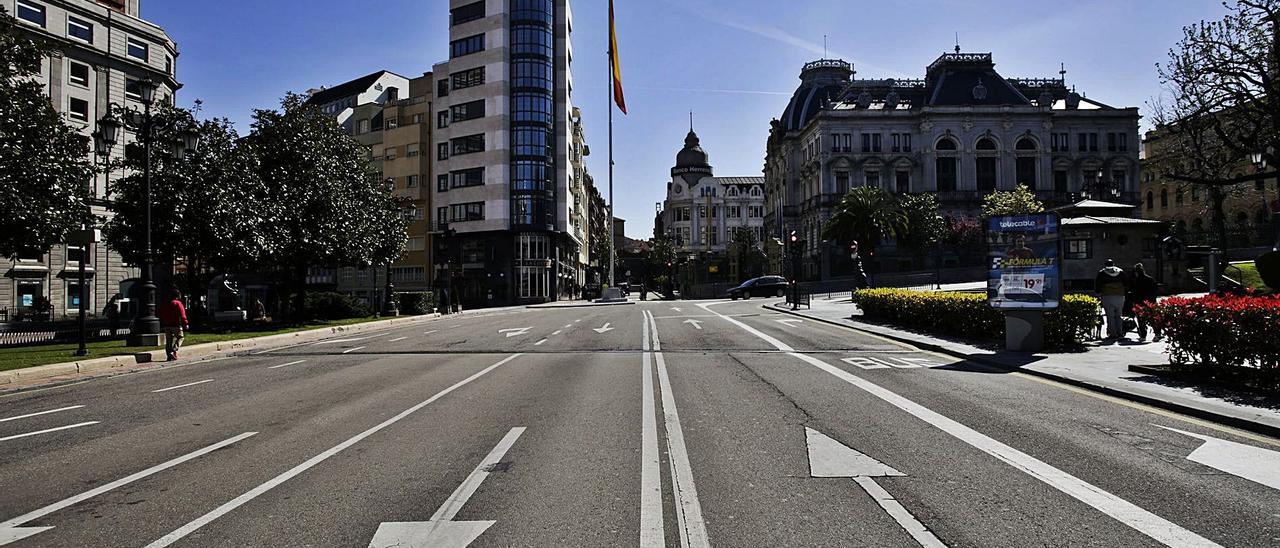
[789,230,799,244]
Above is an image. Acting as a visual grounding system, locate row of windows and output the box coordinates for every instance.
[440,134,484,159]
[511,59,553,90]
[671,204,766,221]
[438,202,485,224]
[17,1,169,70]
[450,100,485,123]
[512,195,553,227]
[450,34,485,58]
[451,67,485,90]
[512,92,554,124]
[450,1,485,26]
[828,133,1130,155]
[436,167,484,190]
[511,25,553,58]
[512,128,552,158]
[511,0,554,25]
[512,160,551,191]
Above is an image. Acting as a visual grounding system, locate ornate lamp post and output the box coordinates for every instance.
[96,79,199,346]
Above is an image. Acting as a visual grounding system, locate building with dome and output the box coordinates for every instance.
[659,126,766,268]
[765,50,1141,280]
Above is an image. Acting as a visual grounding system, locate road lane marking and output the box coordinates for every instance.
[424,330,438,335]
[1155,425,1280,491]
[854,477,947,548]
[0,421,99,443]
[552,330,562,336]
[639,313,664,547]
[312,335,380,345]
[368,427,526,548]
[388,336,408,342]
[684,319,703,330]
[0,431,257,545]
[564,324,572,329]
[151,379,214,393]
[698,303,793,351]
[574,319,582,323]
[499,327,532,337]
[0,405,85,423]
[341,346,366,354]
[774,318,805,327]
[267,360,307,370]
[593,323,614,333]
[144,354,522,548]
[703,302,1223,548]
[534,338,548,346]
[646,310,710,547]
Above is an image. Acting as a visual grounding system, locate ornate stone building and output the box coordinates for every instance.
[765,51,1141,279]
[659,127,766,260]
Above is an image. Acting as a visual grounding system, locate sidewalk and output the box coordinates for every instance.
[766,296,1280,438]
[0,305,523,393]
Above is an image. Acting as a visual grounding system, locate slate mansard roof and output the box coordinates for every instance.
[779,52,1113,132]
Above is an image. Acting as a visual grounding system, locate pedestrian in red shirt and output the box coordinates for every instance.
[158,288,189,361]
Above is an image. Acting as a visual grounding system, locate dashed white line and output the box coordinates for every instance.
[574,319,582,323]
[0,432,256,544]
[534,338,548,346]
[341,346,366,354]
[388,336,408,342]
[0,421,99,442]
[423,330,438,335]
[267,360,306,370]
[552,330,562,336]
[151,379,214,393]
[0,405,85,423]
[564,324,572,329]
[142,354,522,548]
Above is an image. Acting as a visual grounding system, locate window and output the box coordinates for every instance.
[66,245,90,265]
[165,55,173,76]
[68,97,89,122]
[412,113,424,125]
[17,1,45,27]
[1065,239,1091,260]
[936,158,957,191]
[895,171,910,194]
[437,207,448,228]
[1054,170,1068,193]
[976,158,998,191]
[1051,133,1069,152]
[748,205,764,218]
[67,16,93,43]
[1015,138,1037,151]
[450,134,485,155]
[1016,157,1037,188]
[902,133,912,152]
[835,171,849,195]
[865,170,881,189]
[127,37,149,62]
[674,207,690,222]
[451,1,485,25]
[385,118,399,130]
[1146,191,1154,210]
[450,34,485,58]
[1077,133,1088,152]
[1118,133,1128,152]
[437,79,449,97]
[935,137,957,151]
[1175,188,1183,205]
[125,78,147,101]
[1111,169,1126,190]
[450,100,485,122]
[450,202,485,221]
[68,62,90,88]
[405,144,419,158]
[438,175,449,192]
[407,237,426,252]
[451,167,484,188]
[1160,188,1169,208]
[437,143,448,160]
[1088,133,1099,152]
[861,133,872,153]
[727,206,741,218]
[66,280,86,310]
[438,111,449,129]
[976,137,997,151]
[357,119,370,134]
[452,67,485,90]
[406,175,418,188]
[384,147,396,161]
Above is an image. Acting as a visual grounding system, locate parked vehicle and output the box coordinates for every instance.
[727,276,788,300]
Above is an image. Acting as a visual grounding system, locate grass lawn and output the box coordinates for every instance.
[0,316,387,374]
[1230,262,1267,290]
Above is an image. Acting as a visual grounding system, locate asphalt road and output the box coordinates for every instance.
[1,299,1278,547]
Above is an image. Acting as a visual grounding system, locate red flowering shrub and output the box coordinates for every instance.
[1137,292,1280,382]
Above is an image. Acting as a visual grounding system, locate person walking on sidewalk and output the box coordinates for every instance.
[158,288,189,361]
[1095,259,1128,341]
[1128,263,1162,341]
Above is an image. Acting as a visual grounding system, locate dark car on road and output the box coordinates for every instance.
[726,276,788,300]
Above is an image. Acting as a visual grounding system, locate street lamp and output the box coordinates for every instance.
[95,78,200,346]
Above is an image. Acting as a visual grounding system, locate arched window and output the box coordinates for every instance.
[936,137,958,151]
[1175,189,1184,205]
[751,186,761,197]
[1015,137,1038,151]
[1146,191,1154,210]
[1160,189,1168,208]
[976,137,998,151]
[728,187,738,197]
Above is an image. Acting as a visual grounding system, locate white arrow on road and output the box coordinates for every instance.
[593,323,614,334]
[1156,425,1280,491]
[671,307,683,312]
[368,427,525,548]
[684,319,703,330]
[774,319,804,327]
[498,327,532,338]
[805,428,945,548]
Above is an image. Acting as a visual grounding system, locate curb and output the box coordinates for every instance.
[0,305,525,392]
[764,303,1280,440]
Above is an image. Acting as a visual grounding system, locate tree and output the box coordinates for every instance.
[0,7,95,257]
[728,226,765,279]
[895,193,946,257]
[247,94,404,319]
[981,184,1045,218]
[821,186,906,256]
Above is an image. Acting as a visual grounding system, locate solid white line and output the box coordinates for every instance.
[388,336,408,342]
[0,432,256,535]
[853,476,947,548]
[431,427,526,521]
[648,311,709,547]
[151,379,213,393]
[639,313,664,547]
[341,346,366,354]
[0,405,85,423]
[698,302,793,351]
[267,360,306,370]
[0,421,99,442]
[703,303,1223,548]
[534,338,547,346]
[143,354,522,548]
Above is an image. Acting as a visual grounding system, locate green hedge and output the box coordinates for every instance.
[850,288,1099,349]
[304,292,370,320]
[397,292,435,315]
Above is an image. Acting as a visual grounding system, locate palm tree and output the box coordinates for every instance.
[821,187,907,255]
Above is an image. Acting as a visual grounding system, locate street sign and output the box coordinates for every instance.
[987,214,1061,310]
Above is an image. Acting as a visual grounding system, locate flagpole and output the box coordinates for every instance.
[607,42,616,289]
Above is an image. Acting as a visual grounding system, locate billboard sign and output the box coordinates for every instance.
[987,214,1061,310]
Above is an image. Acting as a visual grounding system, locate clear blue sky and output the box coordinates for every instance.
[145,0,1230,240]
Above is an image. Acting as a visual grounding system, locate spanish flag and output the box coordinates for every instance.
[609,0,627,115]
